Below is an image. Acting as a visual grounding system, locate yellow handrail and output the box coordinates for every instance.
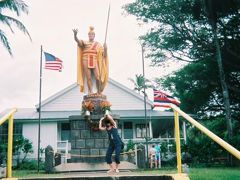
[0,108,17,126]
[174,110,182,173]
[170,104,240,173]
[0,108,17,179]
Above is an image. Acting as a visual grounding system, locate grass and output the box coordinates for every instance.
[12,170,61,178]
[12,167,240,180]
[134,167,177,174]
[189,167,240,180]
[136,167,240,180]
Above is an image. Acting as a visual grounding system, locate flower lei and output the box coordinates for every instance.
[100,101,111,113]
[82,101,99,131]
[82,101,94,114]
[86,117,99,131]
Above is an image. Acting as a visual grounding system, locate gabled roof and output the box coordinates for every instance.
[0,108,175,121]
[35,78,153,111]
[107,78,153,106]
[1,78,163,120]
[35,83,77,110]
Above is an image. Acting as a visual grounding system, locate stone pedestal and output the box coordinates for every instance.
[69,114,119,163]
[82,94,108,115]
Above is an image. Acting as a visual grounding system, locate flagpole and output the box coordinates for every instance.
[141,43,149,168]
[37,45,43,173]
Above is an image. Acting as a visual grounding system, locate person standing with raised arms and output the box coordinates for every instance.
[99,114,123,173]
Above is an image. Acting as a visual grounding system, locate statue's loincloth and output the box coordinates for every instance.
[82,51,97,68]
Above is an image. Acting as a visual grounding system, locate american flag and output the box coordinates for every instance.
[153,89,180,108]
[44,52,63,72]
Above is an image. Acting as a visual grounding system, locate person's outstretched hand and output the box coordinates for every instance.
[73,29,78,35]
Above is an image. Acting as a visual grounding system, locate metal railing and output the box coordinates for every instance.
[170,104,240,173]
[57,140,69,163]
[0,108,17,179]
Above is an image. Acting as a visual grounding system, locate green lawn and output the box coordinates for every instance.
[189,167,240,180]
[13,170,61,178]
[12,167,240,180]
[136,167,240,180]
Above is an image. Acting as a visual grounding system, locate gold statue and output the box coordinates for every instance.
[73,26,108,94]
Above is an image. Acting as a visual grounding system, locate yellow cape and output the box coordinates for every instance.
[77,43,109,93]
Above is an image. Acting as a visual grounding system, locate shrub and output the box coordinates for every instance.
[17,160,44,170]
[184,116,240,166]
[126,139,135,152]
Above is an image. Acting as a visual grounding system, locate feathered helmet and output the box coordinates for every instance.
[88,26,95,34]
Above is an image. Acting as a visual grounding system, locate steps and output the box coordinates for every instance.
[53,161,137,172]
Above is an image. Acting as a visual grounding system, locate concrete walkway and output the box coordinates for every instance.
[18,172,190,180]
[53,161,137,172]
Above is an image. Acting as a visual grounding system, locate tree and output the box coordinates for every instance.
[124,0,240,134]
[0,0,31,55]
[158,60,240,116]
[13,136,33,167]
[124,0,240,165]
[128,74,153,95]
[192,0,240,150]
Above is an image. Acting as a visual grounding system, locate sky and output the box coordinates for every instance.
[0,0,183,112]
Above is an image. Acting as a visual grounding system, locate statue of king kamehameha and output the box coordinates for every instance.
[73,26,108,95]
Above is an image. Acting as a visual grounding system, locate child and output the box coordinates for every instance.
[99,114,122,173]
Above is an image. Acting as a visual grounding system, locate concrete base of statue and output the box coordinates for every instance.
[68,93,119,163]
[69,114,119,163]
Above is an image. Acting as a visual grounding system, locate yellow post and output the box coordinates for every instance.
[7,115,14,178]
[174,110,182,173]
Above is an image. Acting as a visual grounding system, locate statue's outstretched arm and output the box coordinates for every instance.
[73,29,84,48]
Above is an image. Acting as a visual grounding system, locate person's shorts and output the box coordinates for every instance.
[151,155,156,161]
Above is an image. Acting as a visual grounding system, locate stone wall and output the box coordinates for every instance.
[69,115,119,163]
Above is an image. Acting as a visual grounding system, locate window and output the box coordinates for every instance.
[61,123,70,141]
[0,123,22,144]
[123,122,133,139]
[136,124,149,138]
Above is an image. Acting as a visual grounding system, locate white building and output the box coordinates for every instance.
[0,78,186,159]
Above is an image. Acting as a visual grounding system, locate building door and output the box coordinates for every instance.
[61,123,70,141]
[123,122,133,139]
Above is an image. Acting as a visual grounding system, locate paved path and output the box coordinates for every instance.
[54,161,137,172]
[17,171,190,180]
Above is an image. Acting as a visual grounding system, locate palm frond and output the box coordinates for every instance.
[0,29,12,55]
[0,14,31,40]
[0,14,14,33]
[0,0,28,16]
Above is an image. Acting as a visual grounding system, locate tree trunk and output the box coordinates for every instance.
[205,0,233,139]
[212,26,233,138]
[212,21,233,165]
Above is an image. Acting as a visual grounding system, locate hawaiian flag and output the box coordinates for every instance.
[44,52,63,72]
[153,89,180,108]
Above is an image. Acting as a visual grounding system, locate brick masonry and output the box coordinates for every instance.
[69,115,119,163]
